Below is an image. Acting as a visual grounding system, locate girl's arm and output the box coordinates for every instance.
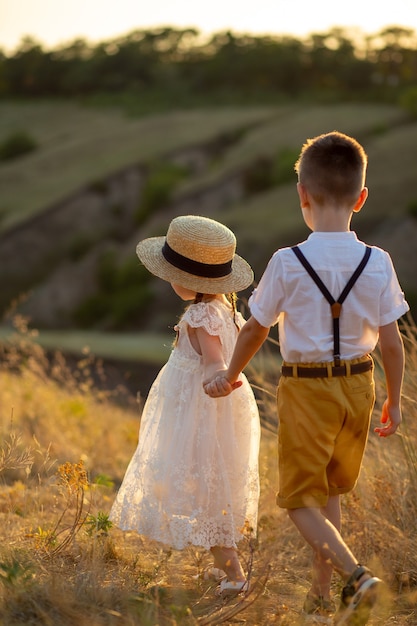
[374,320,405,437]
[192,325,228,380]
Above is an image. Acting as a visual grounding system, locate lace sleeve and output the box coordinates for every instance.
[181,302,223,337]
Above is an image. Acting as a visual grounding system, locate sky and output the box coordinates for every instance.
[1,0,417,52]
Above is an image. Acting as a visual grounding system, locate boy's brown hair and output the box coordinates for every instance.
[294,131,367,206]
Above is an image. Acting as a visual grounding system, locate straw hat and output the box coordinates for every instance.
[136,215,253,294]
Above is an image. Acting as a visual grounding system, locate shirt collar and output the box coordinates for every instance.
[307,231,359,242]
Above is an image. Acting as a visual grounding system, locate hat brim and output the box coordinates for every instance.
[136,237,253,294]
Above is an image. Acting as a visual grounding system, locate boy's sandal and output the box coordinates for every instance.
[334,565,382,625]
[215,578,248,596]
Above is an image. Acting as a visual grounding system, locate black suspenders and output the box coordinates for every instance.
[291,245,372,366]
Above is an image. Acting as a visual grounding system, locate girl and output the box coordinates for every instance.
[109,215,260,593]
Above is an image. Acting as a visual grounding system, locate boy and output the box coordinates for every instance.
[204,131,408,625]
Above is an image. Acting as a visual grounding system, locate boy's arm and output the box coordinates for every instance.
[203,316,269,397]
[374,320,405,438]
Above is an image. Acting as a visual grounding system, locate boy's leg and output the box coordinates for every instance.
[288,505,357,579]
[289,505,381,624]
[309,495,341,599]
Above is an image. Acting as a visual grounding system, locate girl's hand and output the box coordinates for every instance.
[374,399,401,437]
[203,374,242,397]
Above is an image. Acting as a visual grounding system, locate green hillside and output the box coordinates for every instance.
[1,100,417,364]
[175,103,407,196]
[0,101,277,232]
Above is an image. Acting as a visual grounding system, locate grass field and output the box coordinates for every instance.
[0,325,172,364]
[0,318,416,625]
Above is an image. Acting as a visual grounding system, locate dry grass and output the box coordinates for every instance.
[0,318,416,625]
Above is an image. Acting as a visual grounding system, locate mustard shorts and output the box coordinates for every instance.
[276,357,375,509]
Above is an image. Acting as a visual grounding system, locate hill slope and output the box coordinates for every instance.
[1,101,416,346]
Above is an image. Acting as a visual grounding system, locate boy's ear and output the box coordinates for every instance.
[297,182,309,207]
[353,187,368,213]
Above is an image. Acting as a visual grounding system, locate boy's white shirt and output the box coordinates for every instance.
[249,231,409,363]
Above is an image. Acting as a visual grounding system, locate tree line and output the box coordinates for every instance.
[1,26,417,104]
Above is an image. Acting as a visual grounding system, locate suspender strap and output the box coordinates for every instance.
[291,245,372,366]
[337,247,372,304]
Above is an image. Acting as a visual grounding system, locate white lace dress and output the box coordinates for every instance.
[110,300,260,550]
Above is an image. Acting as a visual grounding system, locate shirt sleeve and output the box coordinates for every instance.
[378,251,409,326]
[249,252,285,328]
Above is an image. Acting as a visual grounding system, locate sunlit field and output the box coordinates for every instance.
[0,316,416,625]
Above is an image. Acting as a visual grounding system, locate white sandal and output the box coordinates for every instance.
[192,567,225,581]
[204,567,226,581]
[215,578,248,596]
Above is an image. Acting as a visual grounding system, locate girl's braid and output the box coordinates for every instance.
[229,292,240,331]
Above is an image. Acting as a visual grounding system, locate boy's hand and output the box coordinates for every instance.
[374,399,401,437]
[203,372,242,397]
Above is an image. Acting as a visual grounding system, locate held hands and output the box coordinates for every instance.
[203,371,242,397]
[374,399,401,437]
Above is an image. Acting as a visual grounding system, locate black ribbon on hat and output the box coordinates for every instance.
[162,241,232,278]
